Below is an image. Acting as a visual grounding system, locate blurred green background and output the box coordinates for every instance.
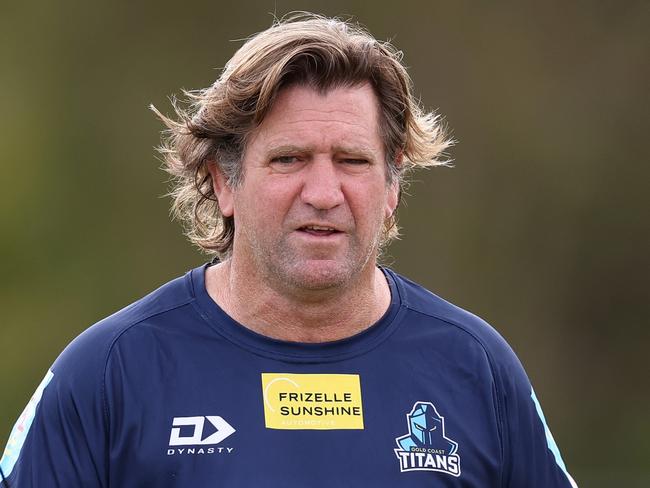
[1,1,648,485]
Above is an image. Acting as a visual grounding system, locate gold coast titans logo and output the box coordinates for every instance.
[394,401,461,477]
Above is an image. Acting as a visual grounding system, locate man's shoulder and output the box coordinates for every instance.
[389,269,518,365]
[98,269,195,333]
[52,268,197,377]
[87,269,193,339]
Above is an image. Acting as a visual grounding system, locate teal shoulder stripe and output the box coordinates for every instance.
[0,369,54,478]
[530,388,579,488]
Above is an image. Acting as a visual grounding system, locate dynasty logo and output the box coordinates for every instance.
[166,416,235,456]
[394,402,461,477]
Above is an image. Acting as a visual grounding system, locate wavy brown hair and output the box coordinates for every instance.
[152,13,452,257]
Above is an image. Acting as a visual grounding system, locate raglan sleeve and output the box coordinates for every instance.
[0,323,115,488]
[491,337,579,488]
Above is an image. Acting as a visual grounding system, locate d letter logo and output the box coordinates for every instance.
[169,416,236,446]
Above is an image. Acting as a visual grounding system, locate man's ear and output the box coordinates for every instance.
[385,151,403,219]
[207,161,234,217]
[385,179,400,219]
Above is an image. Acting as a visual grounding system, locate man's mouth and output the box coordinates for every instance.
[298,225,342,236]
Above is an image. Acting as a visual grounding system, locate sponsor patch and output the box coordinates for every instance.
[261,373,364,430]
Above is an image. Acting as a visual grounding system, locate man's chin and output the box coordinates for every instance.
[283,259,356,292]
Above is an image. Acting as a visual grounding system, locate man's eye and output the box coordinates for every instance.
[342,158,368,165]
[271,156,298,164]
[414,423,425,431]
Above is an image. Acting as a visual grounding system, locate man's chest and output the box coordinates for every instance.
[105,345,503,487]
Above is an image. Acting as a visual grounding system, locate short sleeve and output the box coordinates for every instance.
[1,323,114,487]
[496,343,578,488]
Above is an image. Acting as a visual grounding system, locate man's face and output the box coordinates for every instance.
[213,83,398,293]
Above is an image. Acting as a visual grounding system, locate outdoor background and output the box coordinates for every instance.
[1,1,648,485]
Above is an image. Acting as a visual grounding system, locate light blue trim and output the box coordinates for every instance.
[531,388,578,487]
[0,370,54,478]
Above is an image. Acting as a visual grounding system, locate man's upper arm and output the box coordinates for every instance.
[493,341,578,488]
[1,323,114,487]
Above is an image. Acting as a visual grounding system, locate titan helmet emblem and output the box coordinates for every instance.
[397,402,458,454]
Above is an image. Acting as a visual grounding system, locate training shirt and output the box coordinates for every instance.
[1,264,577,487]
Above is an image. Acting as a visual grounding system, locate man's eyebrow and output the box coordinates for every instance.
[267,144,314,156]
[332,145,377,159]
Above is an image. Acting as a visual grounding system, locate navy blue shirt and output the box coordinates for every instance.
[1,264,577,487]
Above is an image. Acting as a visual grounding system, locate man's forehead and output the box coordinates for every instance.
[273,81,379,106]
[246,83,385,157]
[259,83,380,126]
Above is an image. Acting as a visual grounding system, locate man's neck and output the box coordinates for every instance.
[204,259,392,343]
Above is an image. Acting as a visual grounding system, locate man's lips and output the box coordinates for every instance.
[296,224,344,237]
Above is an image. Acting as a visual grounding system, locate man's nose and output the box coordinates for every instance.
[299,158,345,210]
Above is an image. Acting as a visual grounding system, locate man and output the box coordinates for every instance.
[1,14,577,487]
